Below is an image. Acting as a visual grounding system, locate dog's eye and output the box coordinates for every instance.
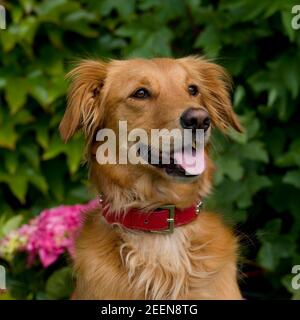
[132,88,150,99]
[188,85,199,96]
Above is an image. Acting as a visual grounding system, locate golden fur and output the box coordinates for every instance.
[60,56,243,299]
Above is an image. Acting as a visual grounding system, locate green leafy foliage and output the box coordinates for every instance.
[0,0,299,299]
[46,267,74,300]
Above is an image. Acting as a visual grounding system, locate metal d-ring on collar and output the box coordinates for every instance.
[195,200,203,214]
[99,192,104,205]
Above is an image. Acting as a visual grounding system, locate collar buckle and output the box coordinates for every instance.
[150,204,175,234]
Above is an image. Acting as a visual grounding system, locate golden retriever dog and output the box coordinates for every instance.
[60,56,243,299]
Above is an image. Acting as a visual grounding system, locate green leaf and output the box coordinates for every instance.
[1,215,24,236]
[64,135,84,174]
[0,123,18,149]
[46,267,74,300]
[0,26,18,52]
[281,11,296,42]
[194,25,221,58]
[5,79,27,114]
[240,141,269,163]
[276,138,300,167]
[20,144,40,170]
[25,168,48,194]
[227,128,247,144]
[42,159,66,201]
[283,170,300,189]
[99,0,136,19]
[35,0,80,23]
[43,134,65,160]
[8,174,28,203]
[34,121,50,149]
[216,157,244,181]
[233,85,246,108]
[4,151,18,174]
[257,242,277,271]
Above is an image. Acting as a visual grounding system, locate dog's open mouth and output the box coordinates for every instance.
[138,142,205,178]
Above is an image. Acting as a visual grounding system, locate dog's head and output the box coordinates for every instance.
[60,57,242,209]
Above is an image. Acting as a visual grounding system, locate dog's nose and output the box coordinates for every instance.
[180,108,211,131]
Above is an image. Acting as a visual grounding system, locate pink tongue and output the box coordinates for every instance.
[173,149,205,175]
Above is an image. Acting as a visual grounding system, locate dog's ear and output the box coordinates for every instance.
[59,60,108,142]
[180,56,243,133]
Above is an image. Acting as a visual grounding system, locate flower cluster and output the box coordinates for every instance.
[0,200,98,267]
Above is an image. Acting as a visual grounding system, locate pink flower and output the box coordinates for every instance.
[0,199,98,268]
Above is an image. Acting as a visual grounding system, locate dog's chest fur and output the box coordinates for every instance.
[74,210,241,299]
[120,228,211,299]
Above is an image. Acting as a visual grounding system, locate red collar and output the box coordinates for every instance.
[101,202,203,234]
